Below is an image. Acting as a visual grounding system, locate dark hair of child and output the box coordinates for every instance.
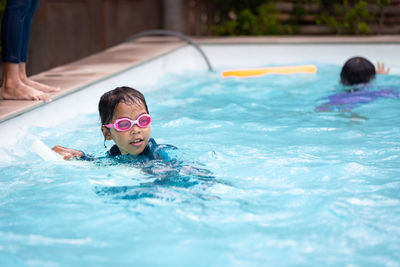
[98,86,149,126]
[340,57,376,86]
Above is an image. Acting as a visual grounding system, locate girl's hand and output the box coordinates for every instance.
[376,61,390,74]
[51,145,83,160]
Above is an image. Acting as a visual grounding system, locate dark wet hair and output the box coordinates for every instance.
[340,57,376,86]
[98,86,149,126]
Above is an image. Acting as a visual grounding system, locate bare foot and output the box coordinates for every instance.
[1,81,51,102]
[21,78,60,93]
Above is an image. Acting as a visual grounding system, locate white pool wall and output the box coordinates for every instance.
[202,43,400,72]
[1,43,399,148]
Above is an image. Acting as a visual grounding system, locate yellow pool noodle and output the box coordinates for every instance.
[221,64,317,78]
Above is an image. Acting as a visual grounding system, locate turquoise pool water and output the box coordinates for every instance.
[1,64,400,266]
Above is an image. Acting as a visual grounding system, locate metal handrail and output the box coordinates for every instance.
[127,29,213,72]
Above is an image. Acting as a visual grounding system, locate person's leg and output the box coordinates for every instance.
[1,63,50,101]
[1,0,31,63]
[19,0,60,93]
[0,0,50,101]
[20,0,39,63]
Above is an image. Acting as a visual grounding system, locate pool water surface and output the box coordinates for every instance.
[1,63,400,266]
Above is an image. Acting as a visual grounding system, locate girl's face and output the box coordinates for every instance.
[102,102,150,156]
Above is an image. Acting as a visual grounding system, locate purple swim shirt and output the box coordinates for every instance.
[316,86,399,112]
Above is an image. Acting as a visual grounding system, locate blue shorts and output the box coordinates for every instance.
[1,0,39,63]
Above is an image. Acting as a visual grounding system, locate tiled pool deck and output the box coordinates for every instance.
[1,36,400,123]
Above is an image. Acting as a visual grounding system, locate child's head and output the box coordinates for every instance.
[99,86,151,156]
[340,57,376,86]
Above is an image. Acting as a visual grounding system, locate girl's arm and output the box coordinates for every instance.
[52,145,83,160]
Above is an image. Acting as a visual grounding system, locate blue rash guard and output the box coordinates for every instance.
[316,85,399,112]
[80,138,175,161]
[82,137,215,198]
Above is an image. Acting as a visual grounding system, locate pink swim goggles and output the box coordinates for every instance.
[104,114,151,132]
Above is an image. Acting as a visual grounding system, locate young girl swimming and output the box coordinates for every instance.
[52,86,173,160]
[316,57,398,112]
[52,86,214,199]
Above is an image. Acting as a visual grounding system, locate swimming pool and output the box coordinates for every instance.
[1,42,400,266]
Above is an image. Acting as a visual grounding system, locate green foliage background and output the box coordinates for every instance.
[211,0,391,35]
